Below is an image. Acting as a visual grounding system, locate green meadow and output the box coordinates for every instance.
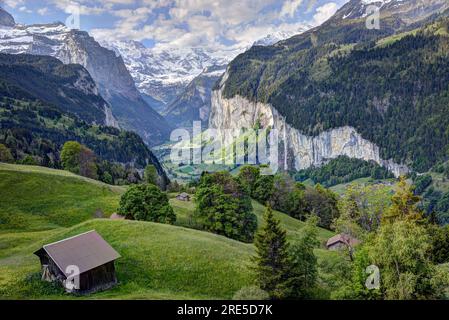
[0,163,338,299]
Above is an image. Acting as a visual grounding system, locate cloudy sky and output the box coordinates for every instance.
[2,0,347,50]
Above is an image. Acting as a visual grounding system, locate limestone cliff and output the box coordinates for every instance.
[209,72,408,177]
[0,17,170,145]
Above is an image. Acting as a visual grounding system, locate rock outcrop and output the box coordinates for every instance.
[0,7,15,27]
[0,16,170,145]
[164,64,226,128]
[209,72,409,177]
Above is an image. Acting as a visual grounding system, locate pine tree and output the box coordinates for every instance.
[253,204,291,299]
[287,215,319,299]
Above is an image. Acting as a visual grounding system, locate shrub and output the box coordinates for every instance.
[20,155,38,166]
[0,143,13,163]
[194,171,257,242]
[144,164,158,185]
[118,184,176,224]
[61,141,98,179]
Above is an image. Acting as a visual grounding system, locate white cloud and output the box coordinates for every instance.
[37,7,50,16]
[93,0,282,50]
[49,0,109,15]
[2,0,25,9]
[18,6,32,13]
[280,0,303,17]
[8,0,344,51]
[313,2,338,25]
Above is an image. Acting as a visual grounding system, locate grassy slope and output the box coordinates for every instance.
[0,163,124,232]
[0,164,338,299]
[169,196,339,281]
[0,220,254,299]
[330,177,396,195]
[169,197,334,244]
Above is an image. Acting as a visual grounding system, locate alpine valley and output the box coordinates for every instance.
[3,0,449,302]
[210,0,449,174]
[0,8,170,146]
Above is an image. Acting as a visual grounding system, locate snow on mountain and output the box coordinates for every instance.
[0,22,68,55]
[101,27,309,108]
[101,40,239,106]
[252,27,310,46]
[0,11,171,145]
[336,0,448,22]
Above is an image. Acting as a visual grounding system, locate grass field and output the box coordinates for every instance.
[329,177,396,195]
[0,219,255,299]
[169,197,334,245]
[0,163,339,300]
[0,163,124,232]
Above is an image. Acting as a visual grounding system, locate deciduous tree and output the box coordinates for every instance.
[118,184,176,224]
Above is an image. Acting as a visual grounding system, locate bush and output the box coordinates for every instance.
[194,172,257,242]
[20,155,38,166]
[233,286,269,300]
[144,164,158,185]
[303,184,340,229]
[0,143,13,163]
[61,141,98,179]
[118,184,176,224]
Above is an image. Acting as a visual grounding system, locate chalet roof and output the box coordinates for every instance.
[326,233,360,248]
[34,230,120,275]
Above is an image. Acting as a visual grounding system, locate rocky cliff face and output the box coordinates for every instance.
[0,7,15,27]
[164,64,226,128]
[0,15,170,145]
[0,53,118,127]
[209,72,409,177]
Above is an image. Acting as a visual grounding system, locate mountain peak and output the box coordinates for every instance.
[0,7,15,27]
[252,27,310,47]
[332,0,449,23]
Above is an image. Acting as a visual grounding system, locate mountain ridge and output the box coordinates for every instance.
[0,53,169,186]
[0,10,170,146]
[210,0,449,173]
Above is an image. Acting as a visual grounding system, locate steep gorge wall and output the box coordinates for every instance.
[209,72,409,177]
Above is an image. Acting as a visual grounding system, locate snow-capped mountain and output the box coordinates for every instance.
[0,8,170,146]
[164,64,227,128]
[99,26,310,130]
[333,0,449,22]
[101,40,239,106]
[252,27,310,46]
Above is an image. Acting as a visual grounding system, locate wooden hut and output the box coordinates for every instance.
[326,233,360,250]
[34,230,120,294]
[176,192,191,201]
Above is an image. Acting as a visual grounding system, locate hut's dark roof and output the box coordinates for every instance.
[178,192,190,197]
[326,233,360,248]
[34,230,120,275]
